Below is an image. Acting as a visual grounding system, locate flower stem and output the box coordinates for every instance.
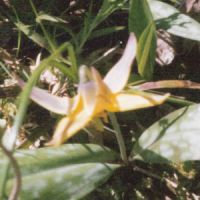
[108,112,128,165]
[0,143,21,200]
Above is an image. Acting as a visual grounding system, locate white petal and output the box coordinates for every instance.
[29,87,75,114]
[103,33,137,94]
[78,65,97,116]
[80,81,97,116]
[15,74,74,114]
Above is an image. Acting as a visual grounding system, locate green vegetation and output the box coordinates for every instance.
[1,0,200,199]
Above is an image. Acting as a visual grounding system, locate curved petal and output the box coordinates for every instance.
[45,109,91,146]
[79,65,97,116]
[29,87,75,114]
[15,74,75,115]
[30,53,41,72]
[91,67,118,114]
[80,81,97,116]
[103,33,137,94]
[107,92,170,112]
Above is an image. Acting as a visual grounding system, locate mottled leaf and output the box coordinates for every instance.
[6,163,119,200]
[0,144,120,179]
[131,104,200,163]
[1,144,120,199]
[148,0,200,41]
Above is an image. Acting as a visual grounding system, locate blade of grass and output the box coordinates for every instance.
[29,0,57,53]
[88,26,125,40]
[14,21,51,52]
[48,60,77,82]
[166,96,195,106]
[11,6,21,57]
[68,44,78,76]
[0,62,12,79]
[76,0,127,52]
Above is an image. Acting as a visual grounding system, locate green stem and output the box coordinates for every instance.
[166,96,195,106]
[108,112,128,165]
[0,161,10,200]
[0,62,12,78]
[0,144,21,200]
[11,6,21,57]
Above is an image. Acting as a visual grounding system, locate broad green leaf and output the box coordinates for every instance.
[1,144,120,199]
[129,0,156,80]
[6,163,119,200]
[137,23,156,80]
[127,74,144,86]
[129,0,154,40]
[0,144,120,179]
[124,0,200,42]
[148,0,200,41]
[130,104,200,163]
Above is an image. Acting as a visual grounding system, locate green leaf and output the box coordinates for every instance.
[92,0,126,29]
[127,74,144,86]
[130,104,200,163]
[1,144,120,199]
[76,0,127,52]
[6,163,118,200]
[129,0,154,40]
[129,0,156,80]
[169,0,180,3]
[0,144,120,179]
[148,0,200,41]
[36,14,68,23]
[14,21,52,52]
[137,23,157,80]
[88,26,125,40]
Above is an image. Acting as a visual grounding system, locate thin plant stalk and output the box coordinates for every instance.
[11,6,21,57]
[108,112,128,165]
[29,0,56,52]
[0,144,21,200]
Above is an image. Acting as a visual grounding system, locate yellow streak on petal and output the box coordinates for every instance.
[96,111,109,123]
[91,67,118,114]
[45,109,91,146]
[109,93,170,112]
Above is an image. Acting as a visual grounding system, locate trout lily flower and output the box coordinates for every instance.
[16,33,169,146]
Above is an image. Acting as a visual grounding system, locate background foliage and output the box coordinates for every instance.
[1,0,200,199]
